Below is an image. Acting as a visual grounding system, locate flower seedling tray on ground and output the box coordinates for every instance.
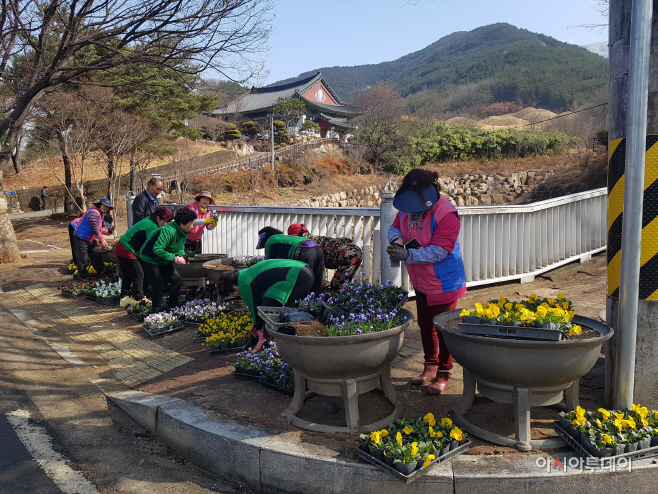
[143,323,185,339]
[259,377,294,397]
[208,338,253,355]
[233,369,261,382]
[85,294,97,301]
[128,313,147,323]
[184,320,204,328]
[458,322,563,341]
[553,421,658,464]
[356,440,471,483]
[61,291,82,298]
[193,333,211,343]
[96,297,120,306]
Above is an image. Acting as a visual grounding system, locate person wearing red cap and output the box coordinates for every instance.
[287,223,363,291]
[186,191,218,254]
[386,169,466,395]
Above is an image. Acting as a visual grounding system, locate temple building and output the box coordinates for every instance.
[212,72,361,138]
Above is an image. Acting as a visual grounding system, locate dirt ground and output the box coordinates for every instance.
[4,203,609,458]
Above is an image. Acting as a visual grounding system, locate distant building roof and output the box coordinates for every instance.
[213,72,361,118]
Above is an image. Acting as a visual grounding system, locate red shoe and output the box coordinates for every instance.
[427,371,451,395]
[410,363,438,386]
[253,330,267,353]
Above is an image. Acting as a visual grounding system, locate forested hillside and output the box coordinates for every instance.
[274,23,608,113]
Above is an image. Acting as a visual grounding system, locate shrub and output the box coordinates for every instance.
[224,123,242,141]
[241,121,262,138]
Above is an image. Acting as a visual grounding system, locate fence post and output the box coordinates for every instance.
[125,191,136,229]
[379,179,401,286]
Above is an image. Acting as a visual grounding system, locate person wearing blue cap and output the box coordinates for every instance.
[72,198,113,278]
[386,169,466,395]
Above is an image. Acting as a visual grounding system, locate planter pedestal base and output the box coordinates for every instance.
[283,365,403,435]
[455,368,573,451]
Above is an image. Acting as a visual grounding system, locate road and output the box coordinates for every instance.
[0,305,251,494]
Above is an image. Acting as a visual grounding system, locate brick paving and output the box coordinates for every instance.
[0,243,609,454]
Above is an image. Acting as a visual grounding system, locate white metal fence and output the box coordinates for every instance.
[202,187,607,289]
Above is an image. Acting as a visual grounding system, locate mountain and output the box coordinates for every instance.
[272,23,608,112]
[582,42,608,59]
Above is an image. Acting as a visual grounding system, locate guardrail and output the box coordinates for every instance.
[202,187,607,289]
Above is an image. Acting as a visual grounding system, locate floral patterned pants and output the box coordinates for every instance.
[310,235,363,289]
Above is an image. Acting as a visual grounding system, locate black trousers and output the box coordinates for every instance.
[41,196,47,209]
[261,265,316,309]
[141,261,182,313]
[68,224,78,265]
[296,246,324,296]
[74,236,104,277]
[117,256,144,300]
[185,240,202,255]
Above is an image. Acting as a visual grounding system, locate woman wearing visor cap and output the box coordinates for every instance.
[386,169,466,395]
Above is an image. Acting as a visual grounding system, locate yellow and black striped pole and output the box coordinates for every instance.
[607,135,658,300]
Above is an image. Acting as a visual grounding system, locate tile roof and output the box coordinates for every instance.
[212,72,360,117]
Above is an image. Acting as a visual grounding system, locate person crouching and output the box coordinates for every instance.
[138,207,196,314]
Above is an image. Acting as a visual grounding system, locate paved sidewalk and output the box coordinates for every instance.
[4,249,657,493]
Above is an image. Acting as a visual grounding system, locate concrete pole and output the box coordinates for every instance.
[380,179,401,286]
[606,0,658,409]
[125,191,135,229]
[270,114,275,171]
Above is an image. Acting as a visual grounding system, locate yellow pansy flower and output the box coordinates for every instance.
[441,417,453,428]
[504,302,513,311]
[429,426,443,438]
[528,294,537,303]
[602,434,612,445]
[379,429,388,438]
[536,306,547,318]
[598,408,611,421]
[396,431,403,446]
[558,293,566,300]
[561,302,570,310]
[595,419,603,429]
[548,298,556,306]
[459,309,471,317]
[403,426,414,435]
[423,413,436,426]
[569,325,582,336]
[450,427,463,441]
[411,442,419,456]
[423,454,435,468]
[370,431,381,444]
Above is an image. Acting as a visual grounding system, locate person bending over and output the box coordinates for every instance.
[138,207,196,314]
[116,207,173,307]
[256,226,324,296]
[216,259,314,352]
[72,198,112,278]
[287,223,363,290]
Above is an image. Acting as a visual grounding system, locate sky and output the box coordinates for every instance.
[255,0,608,85]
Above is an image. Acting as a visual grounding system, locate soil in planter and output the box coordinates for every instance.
[294,320,328,337]
[443,318,601,340]
[206,264,235,271]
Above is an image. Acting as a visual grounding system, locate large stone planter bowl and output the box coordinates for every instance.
[100,249,118,264]
[434,310,613,451]
[202,257,235,286]
[437,313,613,388]
[267,308,412,380]
[175,254,225,280]
[266,308,413,434]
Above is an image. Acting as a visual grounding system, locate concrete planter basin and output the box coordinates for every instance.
[100,249,118,264]
[201,257,234,286]
[434,310,614,451]
[266,309,413,434]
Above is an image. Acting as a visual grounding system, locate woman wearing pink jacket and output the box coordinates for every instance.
[185,191,217,254]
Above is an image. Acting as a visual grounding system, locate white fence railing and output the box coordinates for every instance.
[202,187,608,289]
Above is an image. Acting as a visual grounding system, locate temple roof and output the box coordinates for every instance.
[212,72,360,117]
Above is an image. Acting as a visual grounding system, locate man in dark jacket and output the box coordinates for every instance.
[132,177,164,226]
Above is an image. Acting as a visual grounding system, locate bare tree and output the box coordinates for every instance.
[0,0,273,174]
[0,0,272,262]
[350,83,407,168]
[166,141,203,203]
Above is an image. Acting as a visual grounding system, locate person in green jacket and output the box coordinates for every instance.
[138,207,197,313]
[256,226,325,296]
[216,259,314,352]
[115,207,173,307]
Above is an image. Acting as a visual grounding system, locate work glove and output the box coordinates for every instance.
[203,217,217,225]
[386,244,409,262]
[174,256,187,265]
